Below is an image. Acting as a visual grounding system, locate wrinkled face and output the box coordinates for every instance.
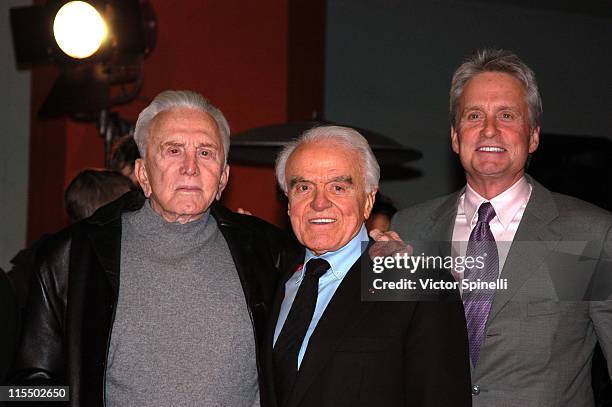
[285,141,376,255]
[451,72,539,192]
[135,107,229,223]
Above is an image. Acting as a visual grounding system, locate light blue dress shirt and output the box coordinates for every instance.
[273,224,369,368]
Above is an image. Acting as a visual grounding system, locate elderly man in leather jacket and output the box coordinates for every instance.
[12,90,296,407]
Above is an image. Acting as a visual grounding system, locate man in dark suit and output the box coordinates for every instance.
[266,125,472,407]
[385,49,612,406]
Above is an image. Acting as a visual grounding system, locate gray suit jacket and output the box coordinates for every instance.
[392,176,612,407]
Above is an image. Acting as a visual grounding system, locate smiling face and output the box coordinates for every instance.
[451,71,540,198]
[135,107,229,223]
[285,141,376,255]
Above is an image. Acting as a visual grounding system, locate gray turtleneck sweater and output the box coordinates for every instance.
[105,201,259,406]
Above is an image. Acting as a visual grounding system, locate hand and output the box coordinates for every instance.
[368,228,413,258]
[236,208,252,216]
[369,228,402,242]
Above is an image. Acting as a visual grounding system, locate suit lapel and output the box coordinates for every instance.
[428,190,462,258]
[87,212,123,295]
[487,177,561,322]
[215,215,257,301]
[266,254,305,407]
[265,274,286,407]
[85,191,144,295]
[269,257,307,344]
[287,256,372,407]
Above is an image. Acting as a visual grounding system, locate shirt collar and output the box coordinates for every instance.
[464,176,531,229]
[300,224,369,282]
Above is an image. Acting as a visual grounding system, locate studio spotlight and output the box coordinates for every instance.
[10,0,156,165]
[10,0,157,118]
[53,1,108,59]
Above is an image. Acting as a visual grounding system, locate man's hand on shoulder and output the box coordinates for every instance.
[236,208,253,216]
[368,228,413,258]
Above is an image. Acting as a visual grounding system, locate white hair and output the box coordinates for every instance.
[275,125,380,193]
[133,90,230,165]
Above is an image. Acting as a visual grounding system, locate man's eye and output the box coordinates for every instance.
[199,150,210,157]
[168,147,180,154]
[500,112,515,120]
[296,184,310,192]
[467,112,481,120]
[333,185,345,192]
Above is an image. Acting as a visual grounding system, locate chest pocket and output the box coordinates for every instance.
[526,299,561,316]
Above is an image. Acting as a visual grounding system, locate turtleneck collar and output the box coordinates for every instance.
[123,199,214,246]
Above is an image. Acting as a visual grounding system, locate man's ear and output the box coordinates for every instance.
[215,164,231,200]
[134,158,152,197]
[450,127,460,154]
[528,126,540,153]
[363,188,378,220]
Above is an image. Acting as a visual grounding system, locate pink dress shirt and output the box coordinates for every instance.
[451,176,532,282]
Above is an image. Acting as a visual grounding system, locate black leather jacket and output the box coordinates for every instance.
[11,191,298,406]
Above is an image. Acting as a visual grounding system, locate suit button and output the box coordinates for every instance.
[472,385,480,395]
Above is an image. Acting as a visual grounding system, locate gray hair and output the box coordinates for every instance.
[449,49,542,131]
[275,125,380,194]
[133,90,231,165]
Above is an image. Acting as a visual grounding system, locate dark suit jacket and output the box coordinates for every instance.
[264,244,472,407]
[0,270,18,383]
[392,176,612,407]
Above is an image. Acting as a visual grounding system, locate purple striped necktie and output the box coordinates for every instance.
[463,201,498,366]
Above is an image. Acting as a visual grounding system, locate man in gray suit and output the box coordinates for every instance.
[382,49,612,406]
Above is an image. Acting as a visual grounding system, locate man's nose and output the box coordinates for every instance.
[481,115,499,138]
[310,188,332,211]
[180,153,199,175]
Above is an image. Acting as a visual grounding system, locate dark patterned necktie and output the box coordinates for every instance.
[273,258,330,406]
[463,202,498,366]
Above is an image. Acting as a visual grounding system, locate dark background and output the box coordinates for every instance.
[325,0,612,208]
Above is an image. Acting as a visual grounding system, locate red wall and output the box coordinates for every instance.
[28,0,290,242]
